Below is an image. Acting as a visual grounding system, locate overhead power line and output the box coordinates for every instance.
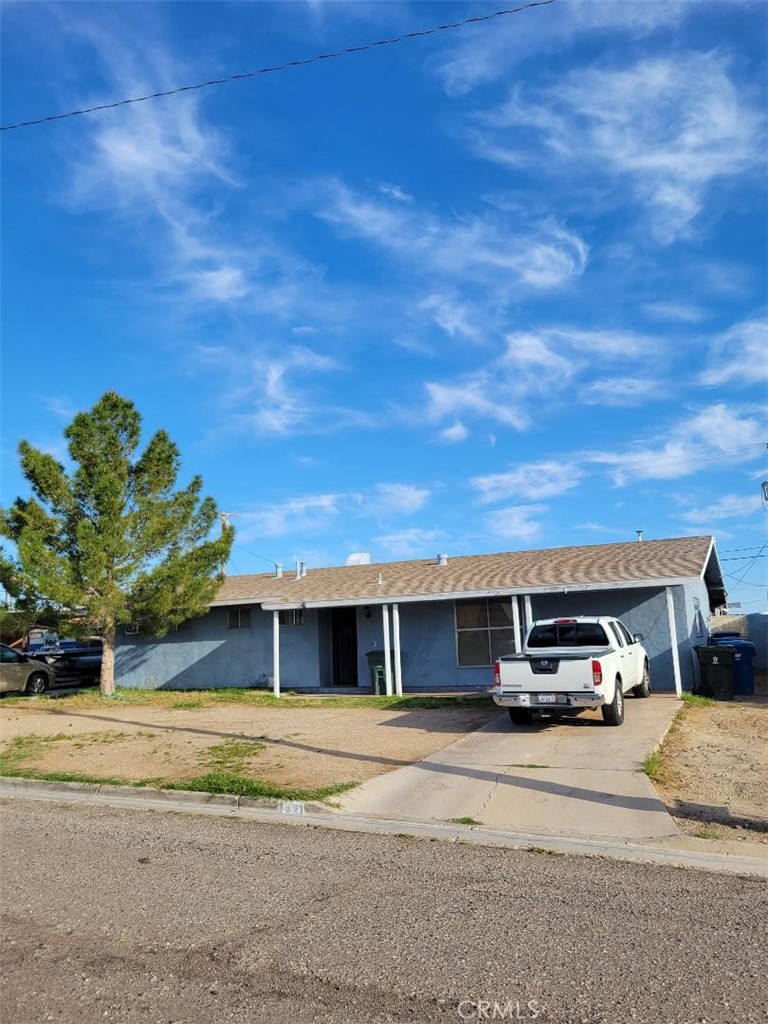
[0,1,556,132]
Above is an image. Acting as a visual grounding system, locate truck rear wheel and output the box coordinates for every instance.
[601,677,625,726]
[633,662,651,698]
[508,708,533,726]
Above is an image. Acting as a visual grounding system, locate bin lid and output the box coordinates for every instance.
[696,645,736,665]
[709,637,756,652]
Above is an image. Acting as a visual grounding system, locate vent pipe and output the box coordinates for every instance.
[636,530,644,542]
[437,553,448,566]
[274,563,283,579]
[300,561,307,578]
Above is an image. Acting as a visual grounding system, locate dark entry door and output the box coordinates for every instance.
[331,607,358,686]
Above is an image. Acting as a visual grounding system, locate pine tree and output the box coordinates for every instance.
[0,391,233,694]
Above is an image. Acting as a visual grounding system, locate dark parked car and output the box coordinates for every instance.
[0,643,53,695]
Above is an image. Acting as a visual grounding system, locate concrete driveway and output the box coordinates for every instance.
[338,694,681,842]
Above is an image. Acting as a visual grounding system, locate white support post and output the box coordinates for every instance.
[512,597,522,653]
[392,602,403,696]
[666,586,682,697]
[272,610,281,699]
[523,595,533,636]
[382,604,393,696]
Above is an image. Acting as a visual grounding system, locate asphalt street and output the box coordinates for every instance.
[2,797,765,1024]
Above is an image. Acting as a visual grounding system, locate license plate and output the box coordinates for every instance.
[538,694,557,704]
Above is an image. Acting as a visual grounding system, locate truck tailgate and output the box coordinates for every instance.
[497,650,609,693]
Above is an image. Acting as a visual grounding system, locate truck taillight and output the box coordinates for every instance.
[592,660,602,686]
[493,661,501,687]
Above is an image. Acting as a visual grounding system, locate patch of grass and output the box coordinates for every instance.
[642,750,665,784]
[160,772,357,802]
[395,833,416,839]
[527,845,564,856]
[681,693,717,708]
[18,687,495,712]
[447,816,481,826]
[0,728,356,804]
[694,827,719,840]
[0,767,132,786]
[510,763,549,769]
[0,732,73,769]
[198,739,267,772]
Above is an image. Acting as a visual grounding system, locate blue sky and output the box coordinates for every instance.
[1,1,766,609]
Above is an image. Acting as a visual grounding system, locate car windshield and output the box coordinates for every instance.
[527,623,610,647]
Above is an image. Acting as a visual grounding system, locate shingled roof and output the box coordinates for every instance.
[213,535,721,609]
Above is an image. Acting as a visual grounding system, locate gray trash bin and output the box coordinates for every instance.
[365,650,386,694]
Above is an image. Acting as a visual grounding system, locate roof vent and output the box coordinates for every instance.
[636,531,643,542]
[346,552,372,566]
[437,553,449,566]
[275,563,283,579]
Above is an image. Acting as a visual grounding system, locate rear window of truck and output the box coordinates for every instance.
[527,623,610,647]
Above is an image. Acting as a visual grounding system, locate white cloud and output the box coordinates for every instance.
[588,403,766,485]
[422,325,663,430]
[424,378,529,431]
[432,0,687,96]
[189,267,250,302]
[581,378,666,407]
[475,53,764,242]
[193,344,369,438]
[418,295,483,344]
[315,179,588,294]
[437,421,469,444]
[682,494,762,523]
[378,182,412,203]
[472,461,584,504]
[373,528,443,559]
[373,483,431,516]
[644,301,708,323]
[484,504,547,543]
[239,493,344,539]
[700,319,768,387]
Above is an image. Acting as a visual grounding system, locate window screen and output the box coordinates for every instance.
[456,598,516,666]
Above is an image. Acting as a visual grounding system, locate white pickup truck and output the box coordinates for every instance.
[490,616,651,727]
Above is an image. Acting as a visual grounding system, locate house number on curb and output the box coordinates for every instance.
[278,800,305,815]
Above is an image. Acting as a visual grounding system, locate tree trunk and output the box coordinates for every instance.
[100,627,116,696]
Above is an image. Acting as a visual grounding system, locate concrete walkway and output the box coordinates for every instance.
[338,694,681,842]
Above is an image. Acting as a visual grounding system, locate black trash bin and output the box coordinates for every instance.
[709,636,756,696]
[695,646,735,700]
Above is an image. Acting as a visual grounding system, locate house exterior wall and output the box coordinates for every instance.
[115,580,709,692]
[115,606,325,690]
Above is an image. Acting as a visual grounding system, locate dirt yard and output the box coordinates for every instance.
[653,694,768,844]
[0,698,496,800]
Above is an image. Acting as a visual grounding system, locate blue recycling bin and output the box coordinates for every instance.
[708,636,756,696]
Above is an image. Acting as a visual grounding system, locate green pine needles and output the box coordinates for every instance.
[0,391,233,694]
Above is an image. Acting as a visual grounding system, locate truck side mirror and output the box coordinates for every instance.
[633,633,644,643]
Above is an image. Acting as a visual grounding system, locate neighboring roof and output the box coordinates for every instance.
[213,535,721,609]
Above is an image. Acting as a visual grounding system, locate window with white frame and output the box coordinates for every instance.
[227,606,252,629]
[455,598,516,666]
[278,609,304,626]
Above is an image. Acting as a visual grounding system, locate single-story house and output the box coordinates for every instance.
[115,535,725,696]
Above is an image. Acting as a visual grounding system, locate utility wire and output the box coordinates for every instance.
[726,540,768,589]
[0,1,556,132]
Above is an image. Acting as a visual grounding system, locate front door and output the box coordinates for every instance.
[331,607,358,686]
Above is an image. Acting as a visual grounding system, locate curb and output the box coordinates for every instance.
[0,776,331,816]
[1,775,766,879]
